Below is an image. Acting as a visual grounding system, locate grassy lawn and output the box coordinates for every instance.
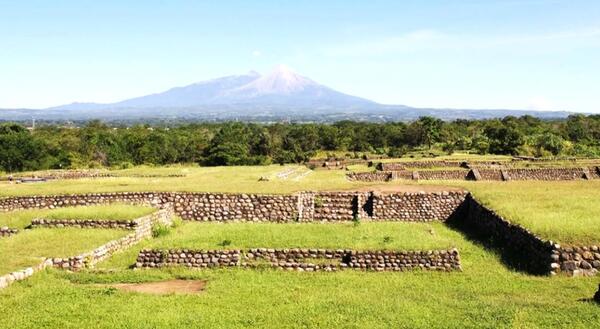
[0,204,156,229]
[434,181,600,245]
[0,165,372,197]
[0,222,598,328]
[0,228,127,274]
[99,222,459,269]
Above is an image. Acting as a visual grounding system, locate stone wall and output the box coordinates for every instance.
[31,219,137,230]
[377,163,406,171]
[416,170,470,180]
[312,192,365,221]
[0,227,18,238]
[51,207,174,271]
[136,247,461,272]
[553,245,600,276]
[171,193,298,222]
[0,259,53,289]
[346,171,392,182]
[372,192,466,221]
[449,194,556,274]
[1,190,468,222]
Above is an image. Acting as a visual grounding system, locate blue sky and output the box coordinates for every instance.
[1,0,599,112]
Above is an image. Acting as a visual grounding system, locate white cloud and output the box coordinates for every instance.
[252,50,262,57]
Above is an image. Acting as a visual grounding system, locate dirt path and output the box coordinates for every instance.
[105,280,206,295]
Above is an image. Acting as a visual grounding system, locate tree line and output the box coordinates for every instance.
[1,115,600,172]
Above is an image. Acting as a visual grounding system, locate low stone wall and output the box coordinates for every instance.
[450,194,556,274]
[450,194,600,276]
[346,171,392,182]
[504,168,590,180]
[372,192,467,221]
[171,193,298,222]
[0,259,53,289]
[377,163,406,171]
[416,170,470,180]
[402,161,465,169]
[313,192,366,221]
[136,248,461,272]
[554,245,600,276]
[1,190,468,222]
[31,219,137,230]
[348,166,598,182]
[0,227,18,237]
[52,208,174,271]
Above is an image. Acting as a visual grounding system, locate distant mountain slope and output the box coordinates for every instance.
[0,65,576,123]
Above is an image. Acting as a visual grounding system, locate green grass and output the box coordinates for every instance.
[444,181,600,245]
[0,165,372,197]
[0,222,598,328]
[0,228,127,274]
[0,204,156,229]
[147,222,456,250]
[99,222,458,269]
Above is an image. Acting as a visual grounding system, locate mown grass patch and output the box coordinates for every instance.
[0,204,155,229]
[0,228,127,274]
[431,181,600,245]
[1,223,598,329]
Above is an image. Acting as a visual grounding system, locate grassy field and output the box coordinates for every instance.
[98,222,459,269]
[0,222,598,329]
[0,228,127,274]
[0,165,369,197]
[438,181,600,245]
[2,165,600,245]
[0,204,156,229]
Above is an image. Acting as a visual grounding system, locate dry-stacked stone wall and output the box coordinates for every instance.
[313,192,366,221]
[372,192,466,221]
[51,208,174,271]
[377,163,406,171]
[136,248,461,272]
[504,168,590,180]
[554,245,600,276]
[346,171,393,182]
[450,194,556,274]
[0,227,18,238]
[31,219,138,230]
[417,170,469,180]
[0,192,164,212]
[0,191,468,222]
[171,193,298,222]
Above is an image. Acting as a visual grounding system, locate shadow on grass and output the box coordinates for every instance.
[444,201,550,276]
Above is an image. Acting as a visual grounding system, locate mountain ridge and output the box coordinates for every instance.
[0,65,576,122]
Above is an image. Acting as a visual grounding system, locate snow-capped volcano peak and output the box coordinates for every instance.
[234,64,316,95]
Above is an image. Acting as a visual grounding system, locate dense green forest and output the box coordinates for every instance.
[1,115,600,172]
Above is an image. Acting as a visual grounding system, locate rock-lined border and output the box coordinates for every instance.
[136,248,461,272]
[0,227,18,238]
[0,207,174,290]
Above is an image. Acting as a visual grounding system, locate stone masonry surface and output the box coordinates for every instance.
[0,191,468,222]
[136,248,461,272]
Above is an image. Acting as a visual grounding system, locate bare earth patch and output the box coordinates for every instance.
[106,280,206,295]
